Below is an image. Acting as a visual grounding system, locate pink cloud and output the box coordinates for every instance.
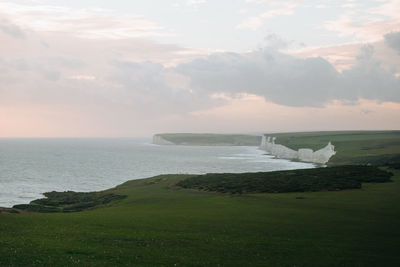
[324,1,400,42]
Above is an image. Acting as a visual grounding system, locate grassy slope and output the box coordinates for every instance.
[268,130,400,166]
[1,170,400,266]
[157,133,261,146]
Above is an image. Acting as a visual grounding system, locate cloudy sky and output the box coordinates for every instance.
[0,0,399,137]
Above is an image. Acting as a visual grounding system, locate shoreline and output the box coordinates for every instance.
[0,155,316,211]
[1,165,395,214]
[0,144,314,209]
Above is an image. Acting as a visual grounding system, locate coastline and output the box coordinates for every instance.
[0,142,314,209]
[1,165,394,214]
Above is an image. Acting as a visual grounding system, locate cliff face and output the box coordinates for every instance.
[152,135,175,145]
[260,136,336,164]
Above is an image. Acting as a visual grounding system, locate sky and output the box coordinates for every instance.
[0,0,399,137]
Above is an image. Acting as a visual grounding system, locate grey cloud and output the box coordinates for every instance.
[263,33,306,51]
[0,20,25,39]
[264,34,289,50]
[11,58,61,80]
[45,57,85,69]
[175,46,400,107]
[339,47,400,103]
[361,109,373,115]
[14,59,30,71]
[2,46,399,113]
[384,32,400,54]
[176,49,339,107]
[109,60,222,113]
[41,69,60,81]
[356,45,374,61]
[111,61,166,93]
[41,41,50,48]
[9,56,84,83]
[2,32,398,118]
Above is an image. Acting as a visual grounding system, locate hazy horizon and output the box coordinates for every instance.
[1,129,400,139]
[1,0,399,137]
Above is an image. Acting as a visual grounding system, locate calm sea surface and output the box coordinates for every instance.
[0,138,314,207]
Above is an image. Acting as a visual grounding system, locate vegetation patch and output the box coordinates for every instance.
[13,191,126,213]
[0,207,20,214]
[177,166,393,194]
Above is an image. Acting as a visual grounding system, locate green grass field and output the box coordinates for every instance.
[1,168,400,266]
[268,131,400,166]
[2,131,400,266]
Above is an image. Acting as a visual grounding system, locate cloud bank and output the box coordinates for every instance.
[385,31,400,54]
[1,27,399,114]
[177,45,399,107]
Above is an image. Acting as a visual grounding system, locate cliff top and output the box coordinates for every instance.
[154,133,261,146]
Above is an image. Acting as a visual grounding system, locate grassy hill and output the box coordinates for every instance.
[267,130,400,166]
[155,133,261,146]
[1,167,400,266]
[2,131,400,266]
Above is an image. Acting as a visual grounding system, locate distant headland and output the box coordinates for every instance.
[153,130,400,165]
[152,133,261,146]
[153,132,335,164]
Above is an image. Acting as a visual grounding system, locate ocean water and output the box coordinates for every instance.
[0,138,314,207]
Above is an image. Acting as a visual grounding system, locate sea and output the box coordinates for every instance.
[0,138,314,207]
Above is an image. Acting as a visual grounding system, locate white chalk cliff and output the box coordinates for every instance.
[260,136,336,164]
[152,135,174,145]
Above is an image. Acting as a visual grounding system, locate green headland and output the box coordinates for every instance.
[1,130,400,266]
[153,133,262,146]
